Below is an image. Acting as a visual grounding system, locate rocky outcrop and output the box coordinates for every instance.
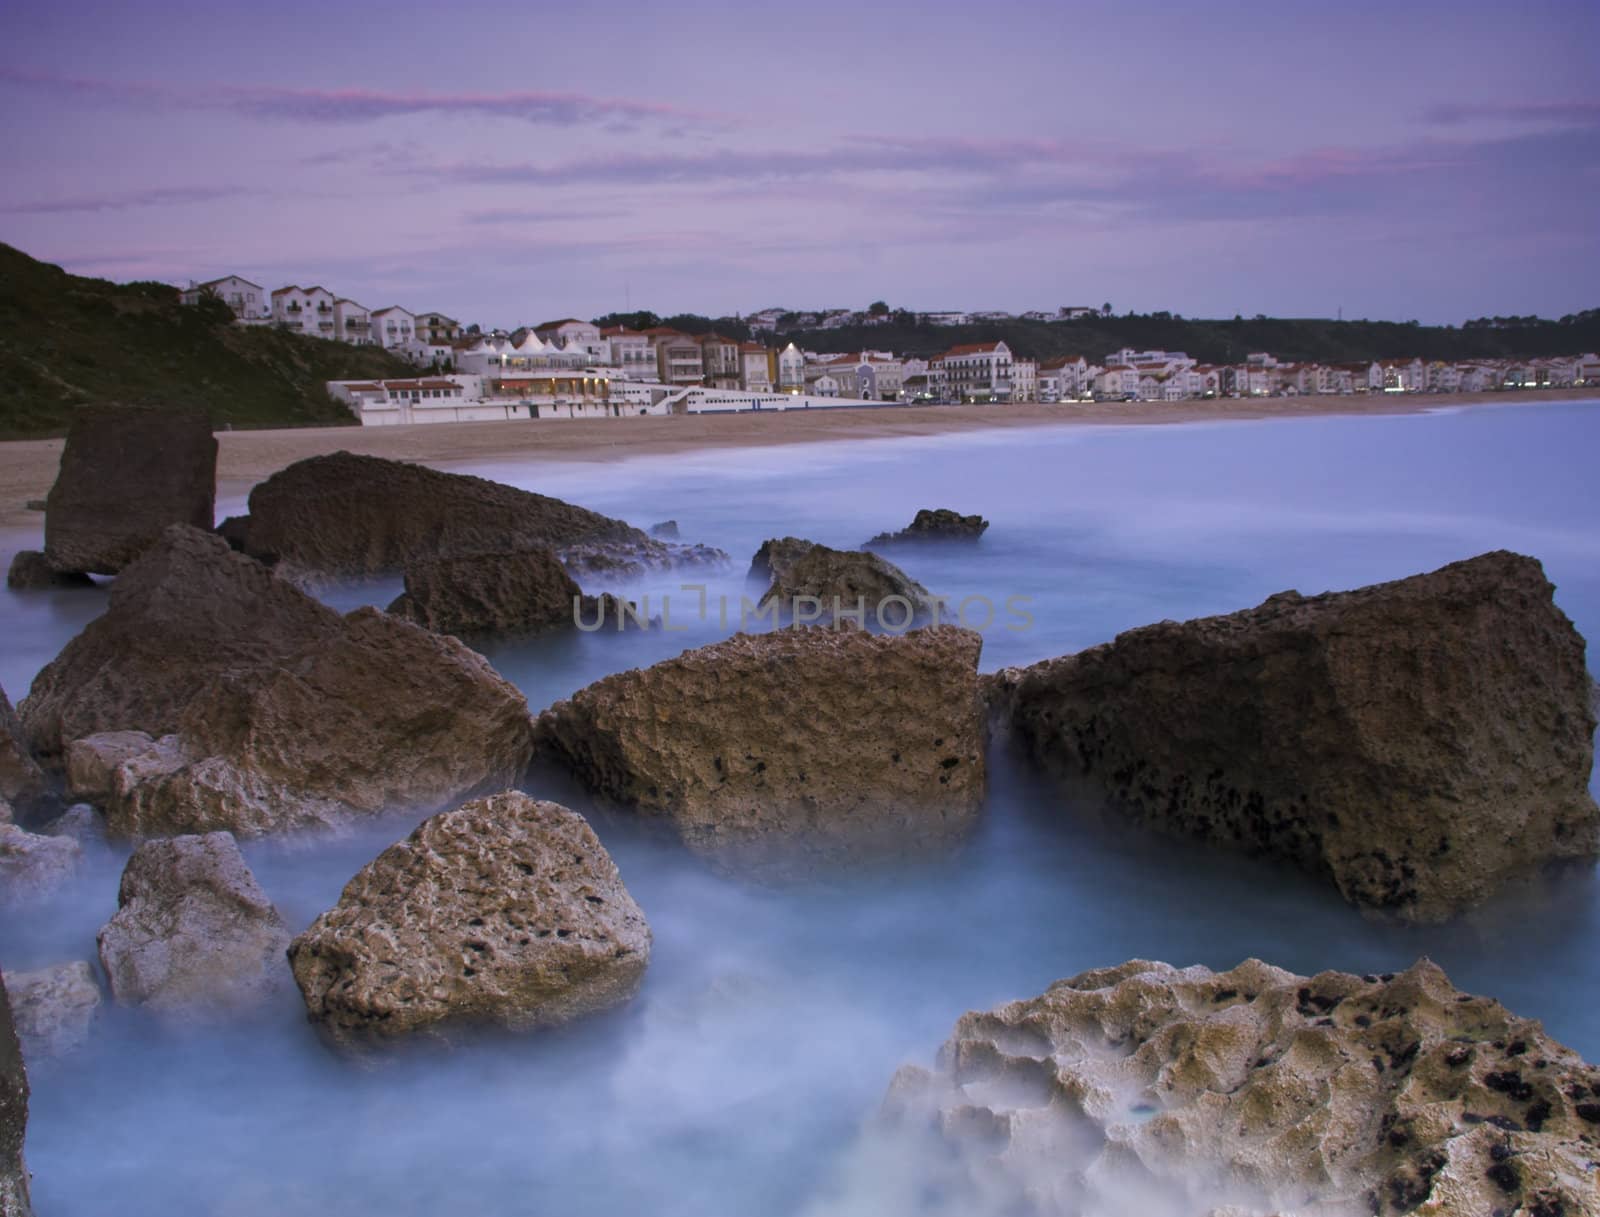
[98,608,535,838]
[748,536,818,585]
[0,969,32,1217]
[0,825,80,905]
[43,404,217,576]
[288,791,650,1046]
[865,507,990,547]
[0,688,48,816]
[386,546,583,638]
[19,526,340,764]
[759,544,935,626]
[649,520,680,539]
[864,958,1600,1217]
[221,451,646,577]
[533,627,986,874]
[97,833,291,1016]
[6,551,94,590]
[3,962,100,1059]
[1005,551,1599,922]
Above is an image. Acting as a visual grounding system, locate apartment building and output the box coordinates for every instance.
[181,275,270,322]
[271,285,337,337]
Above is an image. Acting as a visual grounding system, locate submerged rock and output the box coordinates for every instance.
[864,507,990,547]
[1005,551,1599,922]
[0,968,33,1217]
[288,791,650,1046]
[387,546,583,638]
[19,525,340,764]
[6,551,94,591]
[533,626,986,874]
[221,451,646,577]
[97,833,291,1017]
[43,404,217,576]
[0,687,48,816]
[556,537,730,581]
[3,962,101,1059]
[0,825,81,905]
[759,543,935,626]
[100,608,536,838]
[854,957,1600,1217]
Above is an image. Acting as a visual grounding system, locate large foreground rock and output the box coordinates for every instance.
[1003,551,1599,922]
[97,833,290,1017]
[43,404,217,576]
[99,608,536,838]
[19,526,340,764]
[748,536,819,585]
[853,958,1600,1217]
[0,970,32,1217]
[760,543,935,626]
[387,546,583,637]
[533,627,986,874]
[0,689,48,815]
[865,507,989,547]
[222,451,646,577]
[288,792,650,1046]
[3,963,100,1059]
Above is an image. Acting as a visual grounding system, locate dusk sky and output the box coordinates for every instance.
[2,0,1595,328]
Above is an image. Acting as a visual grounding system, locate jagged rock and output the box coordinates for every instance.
[0,968,33,1217]
[1006,551,1599,922]
[6,550,94,590]
[533,626,986,874]
[287,791,650,1046]
[19,525,341,764]
[222,451,646,577]
[387,546,583,637]
[857,958,1600,1217]
[43,404,217,576]
[65,730,164,801]
[0,825,80,905]
[99,609,535,838]
[0,798,9,827]
[760,543,935,626]
[0,688,48,815]
[748,536,818,585]
[3,962,100,1059]
[557,537,730,580]
[649,520,680,539]
[97,832,291,1016]
[865,507,990,547]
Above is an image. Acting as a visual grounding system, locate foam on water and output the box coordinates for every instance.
[2,399,1597,1216]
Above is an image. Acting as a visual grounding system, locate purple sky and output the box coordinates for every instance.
[2,0,1596,328]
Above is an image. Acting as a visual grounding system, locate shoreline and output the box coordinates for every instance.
[0,388,1594,533]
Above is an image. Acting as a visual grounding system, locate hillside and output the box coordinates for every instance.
[777,311,1600,365]
[0,244,417,437]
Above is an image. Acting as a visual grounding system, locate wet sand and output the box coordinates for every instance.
[0,388,1593,533]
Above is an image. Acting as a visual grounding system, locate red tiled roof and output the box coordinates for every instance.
[942,342,1005,358]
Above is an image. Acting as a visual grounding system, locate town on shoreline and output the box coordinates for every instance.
[182,278,1600,427]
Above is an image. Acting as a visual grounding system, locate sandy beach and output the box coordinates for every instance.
[0,388,1593,533]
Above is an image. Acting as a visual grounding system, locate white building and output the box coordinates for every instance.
[333,298,373,345]
[777,342,806,392]
[181,275,270,322]
[1011,358,1038,402]
[416,312,462,346]
[739,343,774,391]
[370,306,417,351]
[939,341,1014,402]
[272,285,337,338]
[1094,365,1139,399]
[602,327,657,378]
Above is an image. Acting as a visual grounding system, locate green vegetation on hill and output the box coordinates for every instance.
[774,311,1600,365]
[0,243,417,438]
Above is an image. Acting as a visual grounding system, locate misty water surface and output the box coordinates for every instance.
[2,400,1597,1216]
